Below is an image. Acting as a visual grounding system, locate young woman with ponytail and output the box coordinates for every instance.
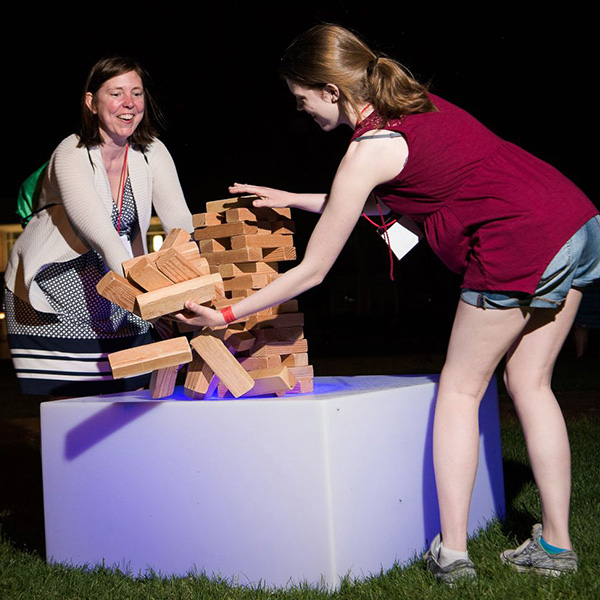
[175,24,599,584]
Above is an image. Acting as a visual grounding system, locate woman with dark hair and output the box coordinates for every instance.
[174,24,599,583]
[4,56,193,397]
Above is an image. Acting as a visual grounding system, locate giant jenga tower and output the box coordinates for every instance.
[97,196,314,400]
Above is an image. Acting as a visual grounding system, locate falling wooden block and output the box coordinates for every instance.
[134,273,222,320]
[160,228,192,249]
[184,353,217,399]
[155,247,206,283]
[190,332,254,398]
[96,271,143,312]
[127,256,173,291]
[250,339,309,358]
[121,241,200,276]
[149,365,179,398]
[108,336,192,379]
[231,234,294,250]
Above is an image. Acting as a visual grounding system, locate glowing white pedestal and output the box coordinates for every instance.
[41,375,504,589]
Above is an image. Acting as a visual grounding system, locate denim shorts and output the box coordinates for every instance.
[461,215,600,309]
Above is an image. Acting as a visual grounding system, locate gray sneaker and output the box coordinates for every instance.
[425,534,477,585]
[500,524,578,576]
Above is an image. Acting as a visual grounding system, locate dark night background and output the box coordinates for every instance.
[2,3,596,360]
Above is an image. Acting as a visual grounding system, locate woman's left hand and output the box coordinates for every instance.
[168,300,226,329]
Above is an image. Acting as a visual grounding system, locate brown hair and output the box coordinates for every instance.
[279,24,436,125]
[78,56,164,149]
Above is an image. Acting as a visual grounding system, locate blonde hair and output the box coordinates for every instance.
[279,24,436,124]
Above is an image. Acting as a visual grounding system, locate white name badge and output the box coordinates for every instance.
[378,216,423,260]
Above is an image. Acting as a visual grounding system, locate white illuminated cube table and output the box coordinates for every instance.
[40,375,504,589]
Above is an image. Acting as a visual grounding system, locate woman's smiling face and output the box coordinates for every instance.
[286,80,349,131]
[86,70,145,145]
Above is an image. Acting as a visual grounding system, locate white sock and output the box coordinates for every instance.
[438,542,469,567]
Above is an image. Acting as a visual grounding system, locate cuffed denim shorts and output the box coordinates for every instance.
[461,215,600,309]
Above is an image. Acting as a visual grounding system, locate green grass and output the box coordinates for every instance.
[1,416,599,600]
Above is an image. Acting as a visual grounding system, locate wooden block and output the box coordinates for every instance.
[205,195,259,213]
[134,273,222,320]
[248,366,297,396]
[201,247,263,267]
[184,353,216,399]
[288,378,314,394]
[238,355,282,371]
[96,271,143,312]
[161,228,191,249]
[260,247,297,262]
[108,337,192,379]
[271,220,296,235]
[192,212,224,228]
[252,326,304,344]
[288,365,314,380]
[199,238,230,253]
[225,207,292,222]
[155,247,206,283]
[149,365,179,398]
[281,353,309,367]
[247,312,305,329]
[223,274,270,291]
[222,329,256,353]
[193,221,269,242]
[231,234,294,250]
[218,262,279,278]
[121,241,200,276]
[127,257,173,291]
[190,332,254,398]
[250,339,309,358]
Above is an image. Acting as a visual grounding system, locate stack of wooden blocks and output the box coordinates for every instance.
[97,195,314,400]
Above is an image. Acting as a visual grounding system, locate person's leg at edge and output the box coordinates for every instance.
[433,299,533,554]
[503,287,583,550]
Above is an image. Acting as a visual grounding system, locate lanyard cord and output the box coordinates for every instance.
[116,143,129,235]
[362,199,396,281]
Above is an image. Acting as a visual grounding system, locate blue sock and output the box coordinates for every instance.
[540,536,568,554]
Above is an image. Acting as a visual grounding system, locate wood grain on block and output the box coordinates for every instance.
[160,228,191,249]
[247,312,305,329]
[218,262,279,278]
[127,257,173,291]
[193,221,269,242]
[238,355,282,371]
[260,247,297,262]
[231,234,294,250]
[222,329,256,353]
[250,339,309,358]
[192,212,224,228]
[205,195,258,213]
[223,274,270,291]
[155,247,206,283]
[96,271,143,312]
[149,365,179,399]
[190,332,254,398]
[252,326,304,344]
[108,336,192,379]
[281,353,309,367]
[225,207,292,223]
[184,353,216,399]
[201,247,263,267]
[248,366,297,396]
[199,238,230,254]
[134,273,222,320]
[121,241,199,276]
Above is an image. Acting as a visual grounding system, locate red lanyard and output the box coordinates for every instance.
[116,143,129,234]
[362,198,396,281]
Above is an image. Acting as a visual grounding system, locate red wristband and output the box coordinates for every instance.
[221,306,236,324]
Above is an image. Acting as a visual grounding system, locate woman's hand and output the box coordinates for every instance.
[228,183,294,208]
[168,301,226,330]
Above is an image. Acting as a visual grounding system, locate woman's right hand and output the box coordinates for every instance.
[228,183,294,208]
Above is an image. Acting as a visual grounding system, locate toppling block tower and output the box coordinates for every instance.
[187,195,314,399]
[97,198,315,400]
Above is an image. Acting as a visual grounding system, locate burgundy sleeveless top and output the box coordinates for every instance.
[352,94,598,293]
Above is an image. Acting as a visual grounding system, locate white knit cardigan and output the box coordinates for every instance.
[5,134,193,313]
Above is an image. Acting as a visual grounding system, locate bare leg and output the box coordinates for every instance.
[503,288,582,549]
[434,300,532,551]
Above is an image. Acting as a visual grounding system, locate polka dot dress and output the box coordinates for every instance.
[4,178,154,396]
